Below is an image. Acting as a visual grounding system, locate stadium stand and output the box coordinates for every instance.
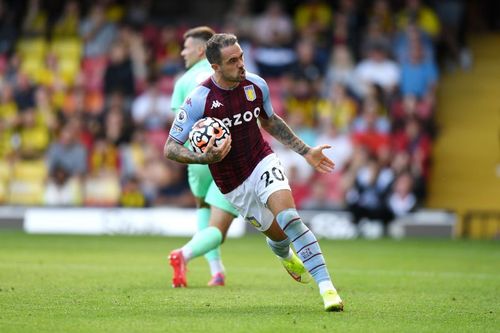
[0,0,498,238]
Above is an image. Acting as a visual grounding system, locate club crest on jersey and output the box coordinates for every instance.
[245,216,262,228]
[244,85,256,101]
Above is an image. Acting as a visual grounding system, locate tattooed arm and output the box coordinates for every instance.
[259,114,310,155]
[163,135,232,165]
[260,114,335,173]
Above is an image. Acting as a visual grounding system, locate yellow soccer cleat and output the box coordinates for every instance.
[322,290,344,312]
[280,252,312,284]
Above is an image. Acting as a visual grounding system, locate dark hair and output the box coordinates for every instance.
[205,33,238,65]
[183,26,215,42]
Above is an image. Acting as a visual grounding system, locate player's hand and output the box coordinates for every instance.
[203,135,232,163]
[304,144,335,173]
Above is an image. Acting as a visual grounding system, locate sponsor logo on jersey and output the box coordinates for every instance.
[221,107,261,128]
[176,109,188,124]
[172,124,183,132]
[211,100,224,109]
[185,98,192,107]
[244,85,256,101]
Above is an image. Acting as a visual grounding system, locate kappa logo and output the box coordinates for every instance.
[211,100,223,109]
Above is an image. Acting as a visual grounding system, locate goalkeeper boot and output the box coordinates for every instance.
[207,272,225,287]
[280,252,312,284]
[169,249,187,288]
[322,289,344,312]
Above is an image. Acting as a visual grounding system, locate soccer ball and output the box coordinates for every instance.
[189,117,230,153]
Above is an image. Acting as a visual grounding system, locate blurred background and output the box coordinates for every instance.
[0,0,499,239]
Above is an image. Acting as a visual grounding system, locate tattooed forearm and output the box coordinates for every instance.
[164,137,207,164]
[260,114,310,155]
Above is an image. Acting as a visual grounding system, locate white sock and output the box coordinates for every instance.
[319,280,336,295]
[208,259,225,276]
[181,246,193,262]
[283,248,293,260]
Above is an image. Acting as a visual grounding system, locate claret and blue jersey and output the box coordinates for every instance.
[169,72,275,194]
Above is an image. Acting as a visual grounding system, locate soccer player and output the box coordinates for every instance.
[168,26,239,287]
[165,33,343,312]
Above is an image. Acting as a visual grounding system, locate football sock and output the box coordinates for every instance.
[266,237,292,259]
[276,209,333,286]
[196,208,221,263]
[181,226,223,261]
[208,259,225,276]
[318,280,336,295]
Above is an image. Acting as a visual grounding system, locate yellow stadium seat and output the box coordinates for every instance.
[12,159,48,181]
[84,175,121,207]
[17,38,48,59]
[50,38,82,59]
[7,178,45,205]
[20,56,45,79]
[0,160,12,181]
[0,181,6,203]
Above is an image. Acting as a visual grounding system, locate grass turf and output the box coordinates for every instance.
[0,231,498,332]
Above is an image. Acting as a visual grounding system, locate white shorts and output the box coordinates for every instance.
[224,153,291,231]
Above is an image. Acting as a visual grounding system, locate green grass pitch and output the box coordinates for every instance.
[0,231,498,332]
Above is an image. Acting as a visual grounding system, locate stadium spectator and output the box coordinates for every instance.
[119,175,147,207]
[434,0,471,70]
[22,0,47,38]
[294,0,332,40]
[301,177,340,210]
[316,122,354,172]
[400,39,439,99]
[103,42,135,98]
[396,0,441,40]
[323,46,363,98]
[51,0,80,38]
[317,82,358,133]
[354,42,400,97]
[351,97,391,155]
[154,25,183,76]
[368,0,394,35]
[386,171,418,218]
[131,74,172,131]
[80,4,117,58]
[46,122,87,178]
[253,1,295,77]
[44,163,82,206]
[0,0,18,54]
[335,0,366,60]
[345,155,394,235]
[391,116,432,178]
[284,75,318,128]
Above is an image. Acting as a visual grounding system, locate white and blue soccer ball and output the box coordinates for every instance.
[189,117,230,153]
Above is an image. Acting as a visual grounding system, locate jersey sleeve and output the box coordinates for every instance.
[246,73,274,118]
[168,86,209,145]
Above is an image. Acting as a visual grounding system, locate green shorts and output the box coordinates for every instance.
[187,164,239,216]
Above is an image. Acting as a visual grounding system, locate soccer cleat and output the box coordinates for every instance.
[169,249,187,288]
[322,290,344,312]
[280,252,312,284]
[207,272,225,287]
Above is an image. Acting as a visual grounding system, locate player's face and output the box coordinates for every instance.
[181,37,203,69]
[218,43,246,83]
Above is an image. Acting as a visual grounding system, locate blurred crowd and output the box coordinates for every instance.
[0,0,470,226]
